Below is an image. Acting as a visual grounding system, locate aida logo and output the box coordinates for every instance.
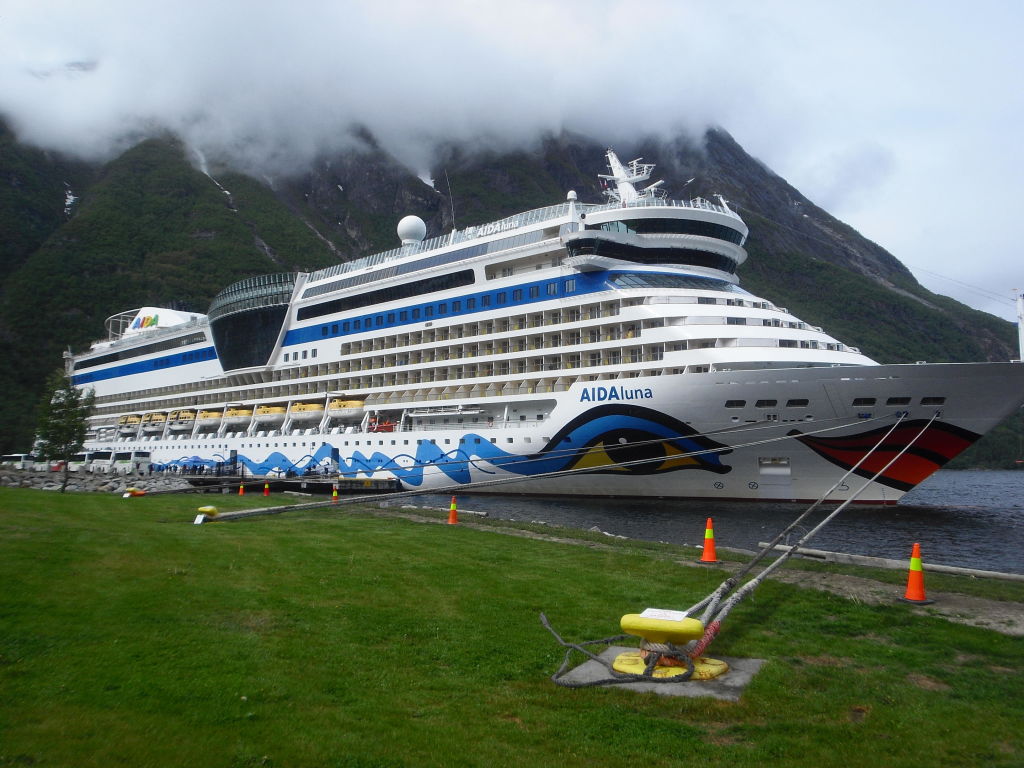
[130,314,159,330]
[579,386,654,402]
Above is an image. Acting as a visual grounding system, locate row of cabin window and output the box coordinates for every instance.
[338,303,633,355]
[311,281,574,336]
[236,438,540,447]
[340,436,552,447]
[283,349,317,362]
[151,348,217,369]
[724,396,946,409]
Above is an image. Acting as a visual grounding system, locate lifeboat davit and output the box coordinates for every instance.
[253,405,286,425]
[118,414,142,435]
[289,402,325,422]
[195,409,223,429]
[167,410,196,431]
[142,412,166,433]
[327,399,365,421]
[222,408,253,428]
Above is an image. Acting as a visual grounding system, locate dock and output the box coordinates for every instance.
[185,476,401,495]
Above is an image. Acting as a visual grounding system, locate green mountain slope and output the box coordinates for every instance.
[0,123,96,286]
[0,137,342,449]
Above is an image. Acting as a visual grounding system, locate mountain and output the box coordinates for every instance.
[0,121,1019,465]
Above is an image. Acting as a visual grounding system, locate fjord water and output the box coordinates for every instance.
[406,470,1024,574]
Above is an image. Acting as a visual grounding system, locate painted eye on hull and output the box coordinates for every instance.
[542,405,733,477]
[567,428,727,475]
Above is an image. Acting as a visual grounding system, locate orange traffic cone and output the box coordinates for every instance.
[697,517,720,563]
[900,542,934,604]
[448,496,458,525]
[263,482,270,497]
[238,482,245,496]
[332,485,339,504]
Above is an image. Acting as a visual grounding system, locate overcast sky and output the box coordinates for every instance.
[1,0,1021,322]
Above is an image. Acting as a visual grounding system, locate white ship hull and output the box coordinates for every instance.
[82,361,1024,504]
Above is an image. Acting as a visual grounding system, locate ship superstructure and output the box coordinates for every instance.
[69,150,1024,502]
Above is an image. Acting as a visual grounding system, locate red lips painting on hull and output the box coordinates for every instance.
[789,420,980,491]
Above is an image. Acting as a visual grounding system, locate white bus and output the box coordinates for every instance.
[111,450,152,475]
[0,453,39,470]
[68,453,95,472]
[86,450,114,473]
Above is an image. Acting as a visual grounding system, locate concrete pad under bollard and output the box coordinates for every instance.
[558,647,765,700]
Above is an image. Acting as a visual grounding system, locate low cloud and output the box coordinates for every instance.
[1,1,1022,319]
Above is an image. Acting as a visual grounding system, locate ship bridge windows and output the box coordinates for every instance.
[74,332,209,371]
[485,250,564,280]
[304,228,546,300]
[297,270,475,321]
[569,238,738,273]
[608,270,742,292]
[585,217,745,245]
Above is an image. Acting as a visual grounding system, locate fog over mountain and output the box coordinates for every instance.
[1,1,1022,319]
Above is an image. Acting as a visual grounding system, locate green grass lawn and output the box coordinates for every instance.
[1,488,1022,767]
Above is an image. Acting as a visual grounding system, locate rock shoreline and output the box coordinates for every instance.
[0,469,194,494]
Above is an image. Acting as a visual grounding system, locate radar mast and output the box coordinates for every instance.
[599,149,665,204]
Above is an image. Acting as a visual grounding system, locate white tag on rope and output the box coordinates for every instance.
[640,607,689,622]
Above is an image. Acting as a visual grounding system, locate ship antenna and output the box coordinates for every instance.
[599,149,664,204]
[444,169,456,231]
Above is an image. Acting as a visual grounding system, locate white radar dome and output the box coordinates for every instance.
[397,215,427,245]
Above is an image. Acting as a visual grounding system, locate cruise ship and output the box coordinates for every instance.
[69,150,1024,503]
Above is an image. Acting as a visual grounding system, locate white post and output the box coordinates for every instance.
[1017,289,1024,362]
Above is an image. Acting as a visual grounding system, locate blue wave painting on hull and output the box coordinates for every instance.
[158,405,731,486]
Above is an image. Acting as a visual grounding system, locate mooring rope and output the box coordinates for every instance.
[540,410,940,687]
[681,411,911,623]
[681,411,940,657]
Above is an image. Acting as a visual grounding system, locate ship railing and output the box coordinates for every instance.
[339,419,551,434]
[579,196,742,220]
[303,193,741,287]
[305,201,575,284]
[101,317,207,347]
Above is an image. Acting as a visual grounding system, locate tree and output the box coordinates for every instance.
[35,370,95,493]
